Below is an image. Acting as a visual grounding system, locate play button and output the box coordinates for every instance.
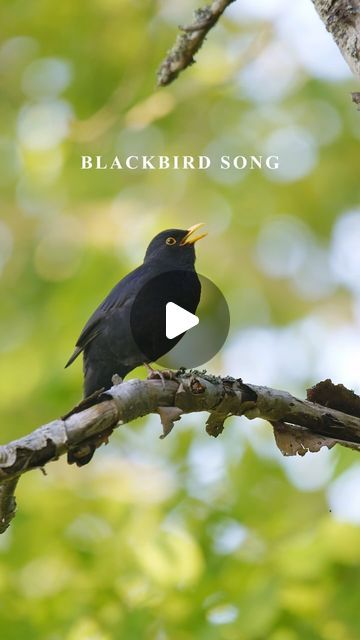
[166,302,199,339]
[130,271,230,371]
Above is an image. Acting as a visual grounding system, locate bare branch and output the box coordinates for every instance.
[157,0,236,86]
[2,371,360,532]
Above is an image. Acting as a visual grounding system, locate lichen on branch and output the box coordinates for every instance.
[157,0,236,86]
[311,0,360,88]
[1,372,360,533]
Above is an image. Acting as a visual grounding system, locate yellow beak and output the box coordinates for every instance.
[180,223,207,246]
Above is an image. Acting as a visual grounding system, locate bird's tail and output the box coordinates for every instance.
[64,346,82,368]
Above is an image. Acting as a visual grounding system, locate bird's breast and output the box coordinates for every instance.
[129,269,201,362]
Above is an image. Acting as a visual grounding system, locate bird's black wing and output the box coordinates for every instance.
[64,311,105,367]
[65,265,146,368]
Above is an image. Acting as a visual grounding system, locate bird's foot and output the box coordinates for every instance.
[111,374,123,386]
[144,364,178,388]
[144,362,155,376]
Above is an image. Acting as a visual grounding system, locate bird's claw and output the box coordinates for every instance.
[144,364,178,388]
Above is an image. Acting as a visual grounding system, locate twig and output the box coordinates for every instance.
[1,371,360,532]
[157,0,237,86]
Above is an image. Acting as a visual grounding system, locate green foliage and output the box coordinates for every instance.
[1,1,360,638]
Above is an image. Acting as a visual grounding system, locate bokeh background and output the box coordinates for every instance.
[1,0,360,638]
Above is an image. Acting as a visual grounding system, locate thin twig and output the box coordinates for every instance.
[157,0,237,86]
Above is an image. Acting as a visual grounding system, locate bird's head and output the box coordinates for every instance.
[144,224,207,268]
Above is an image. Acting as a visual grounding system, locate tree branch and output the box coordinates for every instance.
[1,371,360,532]
[158,1,360,101]
[311,1,360,90]
[157,0,236,86]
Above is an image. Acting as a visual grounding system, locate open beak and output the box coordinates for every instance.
[180,223,207,246]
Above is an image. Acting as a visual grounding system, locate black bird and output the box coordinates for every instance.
[65,224,207,398]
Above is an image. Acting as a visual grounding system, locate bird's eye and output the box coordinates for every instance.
[166,237,177,246]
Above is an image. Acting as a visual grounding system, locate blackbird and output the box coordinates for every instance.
[65,224,207,398]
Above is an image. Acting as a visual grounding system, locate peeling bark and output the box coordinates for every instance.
[1,372,360,532]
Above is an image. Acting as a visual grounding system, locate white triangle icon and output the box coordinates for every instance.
[166,302,199,339]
